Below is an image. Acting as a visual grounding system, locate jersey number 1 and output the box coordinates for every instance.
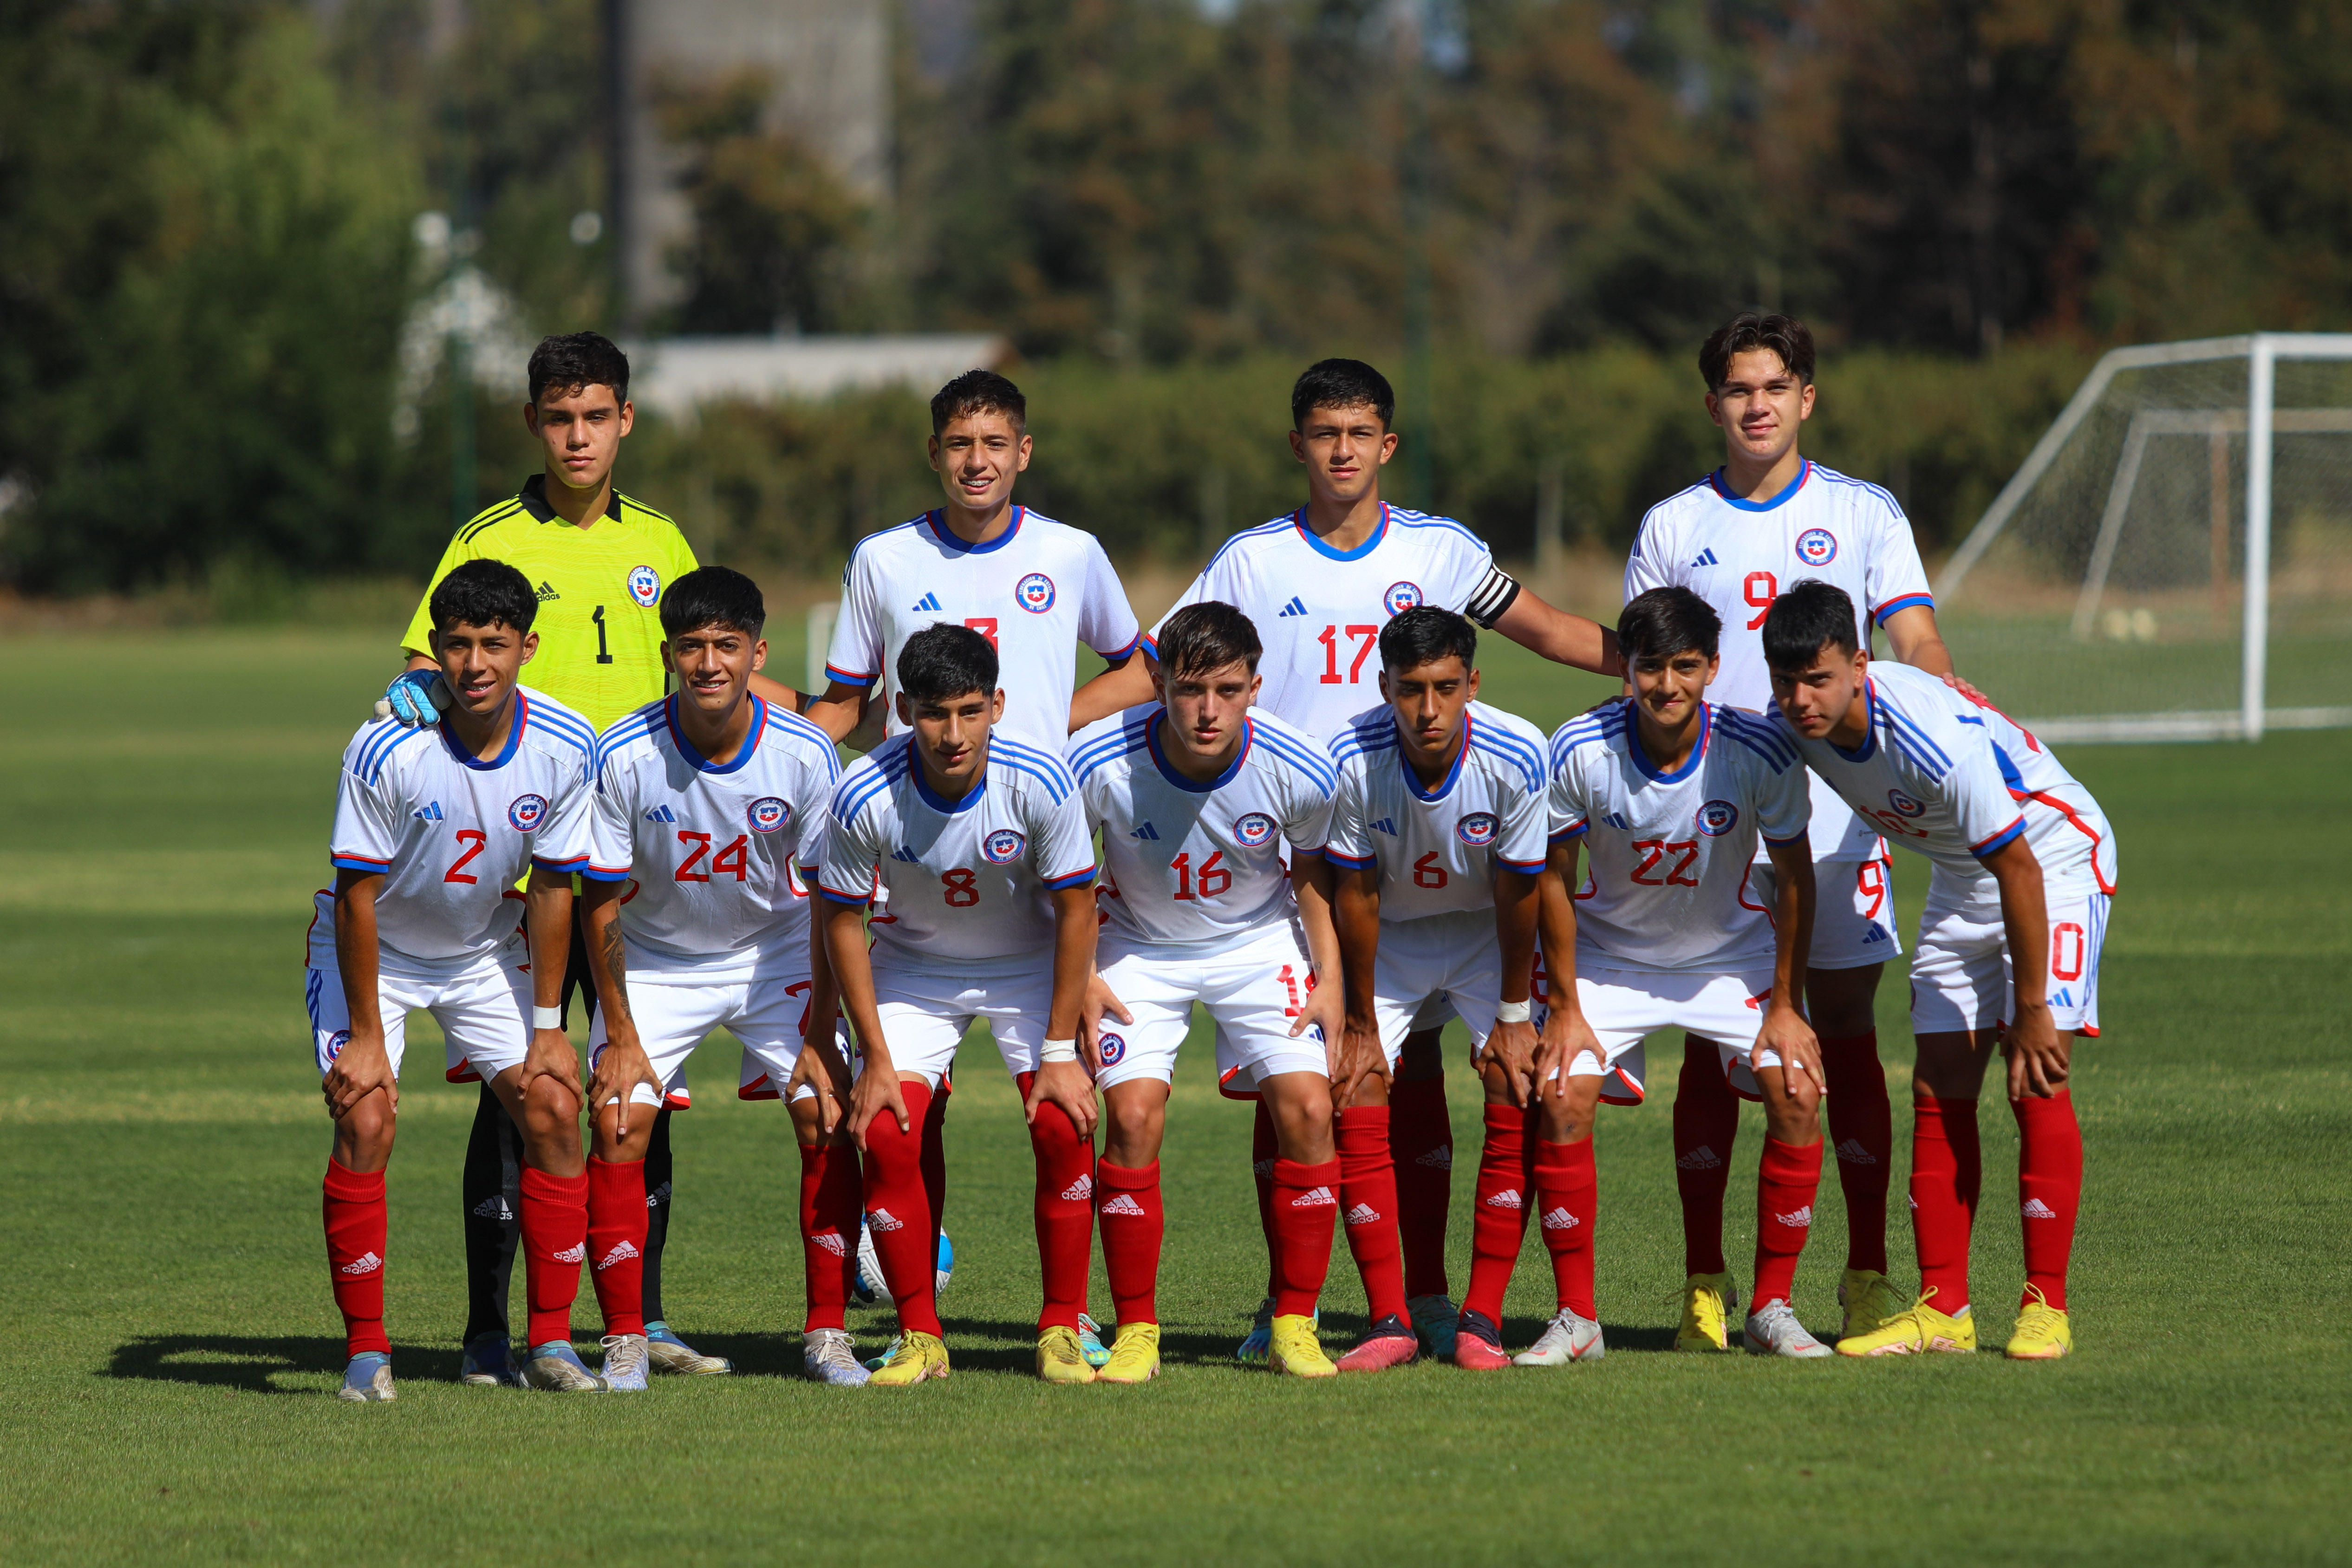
[592,605,614,665]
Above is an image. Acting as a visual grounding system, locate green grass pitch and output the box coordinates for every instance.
[2,627,2349,1565]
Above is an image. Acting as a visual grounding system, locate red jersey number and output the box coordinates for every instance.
[1316,625,1381,685]
[1744,572,1778,631]
[1630,839,1701,887]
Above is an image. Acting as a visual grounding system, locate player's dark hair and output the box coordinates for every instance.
[660,566,765,640]
[1618,586,1721,664]
[898,622,999,704]
[931,369,1027,436]
[429,558,538,633]
[527,331,630,407]
[1760,579,1861,670]
[1698,312,1816,391]
[1380,605,1476,674]
[1291,358,1395,430]
[1156,601,1263,679]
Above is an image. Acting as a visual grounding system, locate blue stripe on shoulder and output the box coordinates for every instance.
[361,724,432,785]
[1254,728,1339,790]
[1200,516,1296,574]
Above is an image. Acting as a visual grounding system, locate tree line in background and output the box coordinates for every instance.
[0,0,2345,595]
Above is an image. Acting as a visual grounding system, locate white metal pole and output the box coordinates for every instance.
[2243,336,2274,742]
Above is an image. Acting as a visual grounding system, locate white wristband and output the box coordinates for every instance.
[1494,999,1533,1024]
[532,1005,563,1030]
[1039,1038,1080,1064]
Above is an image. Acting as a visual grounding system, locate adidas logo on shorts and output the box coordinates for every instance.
[1774,1205,1814,1228]
[1835,1139,1879,1166]
[2021,1198,2059,1220]
[811,1232,847,1257]
[596,1240,641,1270]
[867,1209,906,1232]
[470,1197,512,1220]
[1061,1175,1095,1202]
[1414,1146,1453,1171]
[1540,1206,1578,1231]
[339,1251,383,1276]
[1100,1193,1147,1217]
[1343,1203,1381,1226]
[1290,1186,1337,1208]
[554,1243,586,1263]
[1675,1145,1724,1171]
[1484,1188,1524,1210]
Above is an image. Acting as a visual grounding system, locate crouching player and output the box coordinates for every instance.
[1763,580,2113,1359]
[1074,603,1373,1379]
[578,568,861,1385]
[1322,608,1550,1370]
[311,560,608,1398]
[1517,586,1832,1361]
[820,625,1102,1387]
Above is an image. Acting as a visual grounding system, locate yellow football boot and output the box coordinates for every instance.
[1838,1269,1909,1340]
[1267,1313,1337,1379]
[1834,1287,1976,1357]
[868,1329,951,1386]
[1674,1272,1736,1353]
[1095,1322,1162,1385]
[1036,1325,1096,1384]
[2004,1285,2072,1360]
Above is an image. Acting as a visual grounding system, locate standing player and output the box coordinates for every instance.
[1323,609,1550,1371]
[1076,602,1389,1379]
[818,625,1103,1387]
[1763,581,2111,1359]
[1623,312,1962,1350]
[576,568,867,1386]
[1071,358,1623,1360]
[311,560,608,1398]
[1491,586,1831,1365]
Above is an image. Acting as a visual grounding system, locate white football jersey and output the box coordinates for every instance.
[1325,700,1550,923]
[817,730,1096,967]
[587,695,843,982]
[1152,505,1519,741]
[1074,705,1337,947]
[823,507,1141,752]
[1548,699,1812,973]
[1624,460,1934,860]
[1768,661,2117,895]
[327,687,598,968]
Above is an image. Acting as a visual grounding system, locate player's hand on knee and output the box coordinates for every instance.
[1026,1059,1099,1139]
[1331,1019,1390,1104]
[1759,1003,1825,1098]
[847,1059,909,1151]
[378,669,450,727]
[519,1026,581,1114]
[2002,1006,2069,1100]
[788,1041,851,1137]
[587,1034,662,1139]
[1082,975,1131,1071]
[1481,1018,1539,1108]
[1292,972,1343,1043]
[323,1034,397,1120]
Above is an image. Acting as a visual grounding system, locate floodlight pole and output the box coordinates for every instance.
[2243,336,2274,743]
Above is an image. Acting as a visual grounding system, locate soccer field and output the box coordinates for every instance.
[3,627,2348,1567]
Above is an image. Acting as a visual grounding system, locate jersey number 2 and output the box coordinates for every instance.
[444,829,487,884]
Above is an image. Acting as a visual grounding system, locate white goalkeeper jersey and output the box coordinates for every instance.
[326,687,598,969]
[1768,661,2117,895]
[1624,460,1935,861]
[1548,699,1812,974]
[1151,505,1520,741]
[817,730,1096,968]
[1073,705,1337,948]
[587,695,842,982]
[822,507,1141,753]
[1324,701,1550,922]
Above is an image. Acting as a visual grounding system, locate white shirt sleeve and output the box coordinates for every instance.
[823,556,884,689]
[1547,749,1592,841]
[1030,781,1099,889]
[1075,535,1143,659]
[586,756,634,881]
[532,760,599,874]
[1755,753,1812,846]
[328,747,403,872]
[1322,758,1373,869]
[816,781,886,902]
[1946,732,2028,859]
[1623,509,1677,600]
[1282,767,1336,857]
[1496,768,1549,873]
[1863,496,1935,629]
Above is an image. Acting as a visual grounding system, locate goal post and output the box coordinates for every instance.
[1937,332,2352,742]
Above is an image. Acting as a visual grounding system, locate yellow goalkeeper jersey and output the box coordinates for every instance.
[401,475,700,733]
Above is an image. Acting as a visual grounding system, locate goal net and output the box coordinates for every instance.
[1936,334,2352,742]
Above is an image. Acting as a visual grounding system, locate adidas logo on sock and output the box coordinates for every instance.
[1291,1186,1337,1208]
[596,1240,641,1270]
[470,1197,512,1220]
[1343,1203,1381,1226]
[811,1232,848,1257]
[1251,1159,1275,1179]
[554,1243,586,1263]
[1675,1146,1723,1171]
[1061,1175,1095,1202]
[1774,1205,1814,1228]
[1101,1193,1147,1217]
[1484,1188,1524,1210]
[1835,1139,1879,1166]
[2021,1197,2059,1220]
[338,1251,383,1276]
[867,1208,905,1232]
[647,1181,672,1208]
[1414,1146,1453,1171]
[1540,1206,1578,1231]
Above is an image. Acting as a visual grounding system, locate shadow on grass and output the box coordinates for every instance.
[104,1334,400,1393]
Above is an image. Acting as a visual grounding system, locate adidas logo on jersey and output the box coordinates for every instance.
[1540,1206,1579,1231]
[1343,1203,1381,1226]
[890,845,922,863]
[554,1243,586,1263]
[534,580,561,602]
[1290,1185,1337,1208]
[1834,1139,1880,1166]
[338,1250,384,1276]
[811,1231,847,1257]
[1602,811,1631,831]
[1413,1146,1453,1171]
[1100,1193,1148,1218]
[645,805,678,824]
[1129,822,1161,841]
[1690,549,1720,567]
[1277,596,1309,617]
[1369,817,1397,836]
[2021,1198,2060,1221]
[1774,1204,1814,1228]
[595,1240,641,1271]
[469,1196,512,1220]
[1061,1174,1095,1202]
[867,1208,906,1232]
[413,801,445,821]
[912,592,943,612]
[1675,1145,1723,1171]
[1484,1188,1524,1210]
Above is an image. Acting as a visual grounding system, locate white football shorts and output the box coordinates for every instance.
[305,949,531,1084]
[1096,922,1326,1094]
[1909,868,2109,1037]
[868,952,1054,1090]
[1371,909,1501,1057]
[589,962,844,1109]
[1555,962,1788,1105]
[1744,852,1902,971]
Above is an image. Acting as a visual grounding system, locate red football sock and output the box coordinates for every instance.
[1820,1030,1892,1274]
[1463,1103,1532,1325]
[1251,1097,1279,1297]
[1019,1073,1096,1332]
[859,1079,943,1338]
[1532,1137,1598,1320]
[1389,1073,1453,1300]
[1336,1105,1410,1325]
[797,1141,862,1333]
[1674,1034,1738,1276]
[1910,1097,1981,1311]
[585,1156,648,1338]
[1096,1158,1164,1325]
[1753,1137,1824,1308]
[321,1159,389,1358]
[518,1165,589,1349]
[2012,1090,2083,1311]
[1269,1156,1341,1318]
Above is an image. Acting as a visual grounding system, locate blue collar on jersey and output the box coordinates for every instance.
[1828,677,1881,763]
[909,734,989,813]
[1292,502,1388,562]
[1707,459,1810,513]
[1627,701,1711,783]
[1146,706,1252,793]
[440,690,528,770]
[1398,711,1470,802]
[664,693,765,774]
[925,505,1024,557]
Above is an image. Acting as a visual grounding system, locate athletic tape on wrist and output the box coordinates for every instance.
[532,1005,563,1030]
[1494,999,1533,1024]
[1039,1039,1080,1064]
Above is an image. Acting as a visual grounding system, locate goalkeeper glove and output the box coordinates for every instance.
[379,669,450,726]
